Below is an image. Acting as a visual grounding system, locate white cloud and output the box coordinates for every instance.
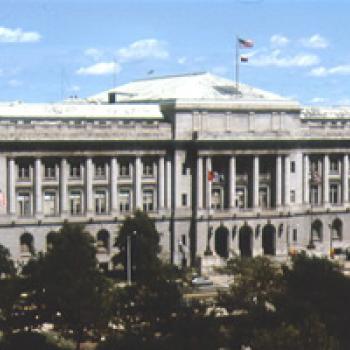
[69,85,80,92]
[300,34,329,49]
[84,48,104,61]
[117,39,169,62]
[177,56,187,65]
[270,34,289,47]
[7,79,22,87]
[337,98,350,105]
[0,26,41,43]
[250,49,319,67]
[309,64,350,77]
[76,61,121,75]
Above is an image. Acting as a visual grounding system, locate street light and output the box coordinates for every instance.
[127,230,136,285]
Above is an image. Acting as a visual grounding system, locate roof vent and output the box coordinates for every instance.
[108,92,117,104]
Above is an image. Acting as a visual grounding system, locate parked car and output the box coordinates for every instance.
[191,276,214,287]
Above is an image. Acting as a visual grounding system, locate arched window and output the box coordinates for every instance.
[331,219,342,241]
[46,231,58,251]
[96,229,110,253]
[311,220,323,242]
[20,232,34,255]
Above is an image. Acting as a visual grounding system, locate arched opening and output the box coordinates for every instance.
[214,226,229,258]
[239,225,253,257]
[20,232,34,255]
[331,219,342,241]
[311,220,323,242]
[97,229,110,253]
[46,231,58,251]
[262,225,276,256]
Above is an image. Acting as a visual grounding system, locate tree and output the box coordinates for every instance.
[113,210,162,283]
[279,253,350,348]
[218,256,283,313]
[23,222,111,350]
[0,245,20,335]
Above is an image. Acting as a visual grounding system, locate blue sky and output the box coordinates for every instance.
[0,0,349,105]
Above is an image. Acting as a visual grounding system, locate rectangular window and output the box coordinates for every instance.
[290,161,296,173]
[44,164,56,179]
[94,189,107,214]
[290,190,296,203]
[18,164,30,180]
[69,190,82,215]
[293,229,297,242]
[119,160,130,177]
[211,188,223,209]
[259,186,269,209]
[143,159,154,177]
[143,189,154,212]
[69,162,81,178]
[182,163,187,175]
[310,185,320,205]
[17,192,31,216]
[44,191,57,217]
[181,193,187,207]
[330,183,340,205]
[330,159,340,174]
[94,163,106,179]
[236,187,247,209]
[119,188,131,212]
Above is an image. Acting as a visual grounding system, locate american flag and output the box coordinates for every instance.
[238,38,254,48]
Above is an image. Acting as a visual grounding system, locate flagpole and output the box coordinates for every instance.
[235,35,239,93]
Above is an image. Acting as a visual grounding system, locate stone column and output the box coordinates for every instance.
[323,154,329,205]
[205,157,212,210]
[135,156,142,209]
[34,158,42,216]
[284,155,291,206]
[229,156,236,209]
[158,156,165,210]
[276,155,282,207]
[8,158,16,215]
[110,157,118,215]
[60,158,68,215]
[253,156,260,208]
[303,154,310,204]
[343,154,349,204]
[166,158,172,209]
[197,156,204,209]
[86,157,93,215]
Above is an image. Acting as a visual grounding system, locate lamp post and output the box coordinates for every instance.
[127,230,136,285]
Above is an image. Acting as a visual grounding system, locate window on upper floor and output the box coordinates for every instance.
[18,164,30,181]
[290,161,296,173]
[44,190,57,217]
[330,159,340,174]
[69,189,83,215]
[94,189,107,215]
[310,185,321,205]
[143,189,154,212]
[181,193,188,207]
[330,183,340,205]
[94,162,106,179]
[17,191,31,216]
[69,162,81,179]
[119,188,131,212]
[143,159,154,177]
[44,164,56,179]
[119,160,130,177]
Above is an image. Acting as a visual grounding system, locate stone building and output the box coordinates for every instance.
[0,72,349,270]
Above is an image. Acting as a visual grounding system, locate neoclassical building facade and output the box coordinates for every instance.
[0,72,349,269]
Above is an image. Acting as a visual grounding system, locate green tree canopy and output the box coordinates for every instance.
[113,210,162,283]
[23,222,111,350]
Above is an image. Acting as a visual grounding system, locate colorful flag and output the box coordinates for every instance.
[240,56,249,62]
[238,38,254,48]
